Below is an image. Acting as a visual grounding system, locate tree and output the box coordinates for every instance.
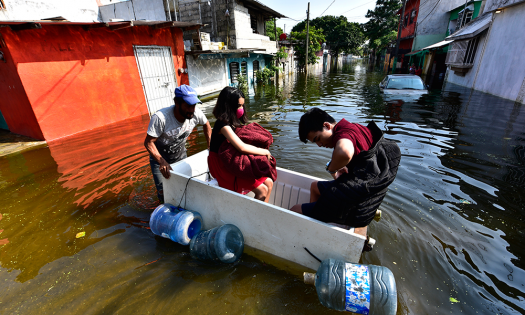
[289,26,325,69]
[362,0,402,64]
[265,19,283,41]
[291,16,365,56]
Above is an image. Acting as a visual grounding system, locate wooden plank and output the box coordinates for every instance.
[289,186,300,210]
[282,184,292,210]
[274,182,284,208]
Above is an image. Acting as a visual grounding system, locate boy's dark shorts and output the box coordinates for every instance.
[301,180,340,223]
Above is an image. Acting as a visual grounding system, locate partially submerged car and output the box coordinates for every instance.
[379,74,428,101]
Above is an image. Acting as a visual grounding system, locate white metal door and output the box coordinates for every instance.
[133,45,177,116]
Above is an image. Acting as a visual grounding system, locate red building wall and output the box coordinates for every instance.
[398,0,420,40]
[0,36,44,140]
[0,24,188,141]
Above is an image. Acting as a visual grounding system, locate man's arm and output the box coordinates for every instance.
[202,121,212,149]
[144,135,172,179]
[327,138,354,179]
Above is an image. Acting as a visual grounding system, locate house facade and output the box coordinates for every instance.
[444,0,525,104]
[0,0,99,21]
[99,0,286,97]
[0,20,198,140]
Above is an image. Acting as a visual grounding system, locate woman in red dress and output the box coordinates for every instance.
[208,87,274,202]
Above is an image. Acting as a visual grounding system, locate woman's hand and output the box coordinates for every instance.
[265,150,273,161]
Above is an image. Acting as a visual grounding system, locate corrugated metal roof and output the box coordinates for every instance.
[446,12,493,41]
[422,40,453,50]
[0,20,202,30]
[241,0,287,18]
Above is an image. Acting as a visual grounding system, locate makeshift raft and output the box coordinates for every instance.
[163,150,369,271]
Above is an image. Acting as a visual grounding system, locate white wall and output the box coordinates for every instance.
[413,0,466,50]
[186,55,227,96]
[99,0,166,21]
[445,4,525,103]
[0,0,99,21]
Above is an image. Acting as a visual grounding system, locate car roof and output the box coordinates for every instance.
[386,74,419,78]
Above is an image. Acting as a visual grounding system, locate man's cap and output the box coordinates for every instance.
[175,85,201,105]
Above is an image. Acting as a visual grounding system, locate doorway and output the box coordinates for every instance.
[133,46,178,116]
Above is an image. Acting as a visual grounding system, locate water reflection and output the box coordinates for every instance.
[1,60,525,314]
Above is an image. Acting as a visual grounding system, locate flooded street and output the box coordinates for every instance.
[1,60,524,314]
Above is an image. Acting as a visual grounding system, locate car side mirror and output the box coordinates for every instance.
[379,84,384,88]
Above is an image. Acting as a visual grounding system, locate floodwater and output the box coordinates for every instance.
[1,60,524,314]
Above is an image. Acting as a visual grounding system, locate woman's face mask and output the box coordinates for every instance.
[236,107,244,119]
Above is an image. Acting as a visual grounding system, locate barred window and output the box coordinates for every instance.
[230,62,239,83]
[253,60,259,73]
[241,61,248,77]
[445,36,480,67]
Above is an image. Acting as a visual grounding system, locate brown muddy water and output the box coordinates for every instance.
[1,60,524,314]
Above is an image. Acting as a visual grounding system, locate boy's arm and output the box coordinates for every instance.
[327,138,354,178]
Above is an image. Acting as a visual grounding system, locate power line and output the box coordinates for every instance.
[416,0,442,26]
[340,0,376,14]
[318,0,337,18]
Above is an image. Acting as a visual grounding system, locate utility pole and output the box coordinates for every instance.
[393,0,406,74]
[274,17,279,82]
[274,18,278,43]
[305,2,310,75]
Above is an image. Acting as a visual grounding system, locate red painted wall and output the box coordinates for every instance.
[0,34,45,140]
[398,0,420,39]
[0,24,188,141]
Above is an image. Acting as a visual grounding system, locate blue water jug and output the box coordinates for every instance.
[189,224,244,264]
[304,258,397,315]
[149,203,203,245]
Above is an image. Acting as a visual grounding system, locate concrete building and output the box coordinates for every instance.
[444,0,525,104]
[0,0,99,21]
[412,0,467,51]
[0,20,198,140]
[98,0,286,97]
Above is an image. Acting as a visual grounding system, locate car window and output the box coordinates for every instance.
[386,77,425,90]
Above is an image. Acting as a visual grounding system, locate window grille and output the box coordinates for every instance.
[446,40,468,65]
[241,61,248,77]
[253,60,259,73]
[250,15,257,33]
[230,62,240,83]
[410,10,416,24]
[445,36,480,67]
[463,36,480,65]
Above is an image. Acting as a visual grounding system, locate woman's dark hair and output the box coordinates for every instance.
[213,86,247,127]
[298,108,336,143]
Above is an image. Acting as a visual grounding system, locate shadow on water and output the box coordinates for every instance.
[1,59,525,314]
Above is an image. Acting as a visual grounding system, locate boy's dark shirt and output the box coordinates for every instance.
[331,119,373,157]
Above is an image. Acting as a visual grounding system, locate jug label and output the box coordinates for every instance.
[345,263,370,314]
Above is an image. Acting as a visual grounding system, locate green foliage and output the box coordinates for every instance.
[237,74,248,91]
[291,15,365,56]
[275,47,288,60]
[267,63,281,73]
[265,19,283,41]
[289,26,325,68]
[256,68,274,84]
[362,0,402,51]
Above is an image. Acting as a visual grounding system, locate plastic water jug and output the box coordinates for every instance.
[304,258,397,315]
[189,224,244,263]
[149,203,203,245]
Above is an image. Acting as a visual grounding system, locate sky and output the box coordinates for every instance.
[260,0,378,33]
